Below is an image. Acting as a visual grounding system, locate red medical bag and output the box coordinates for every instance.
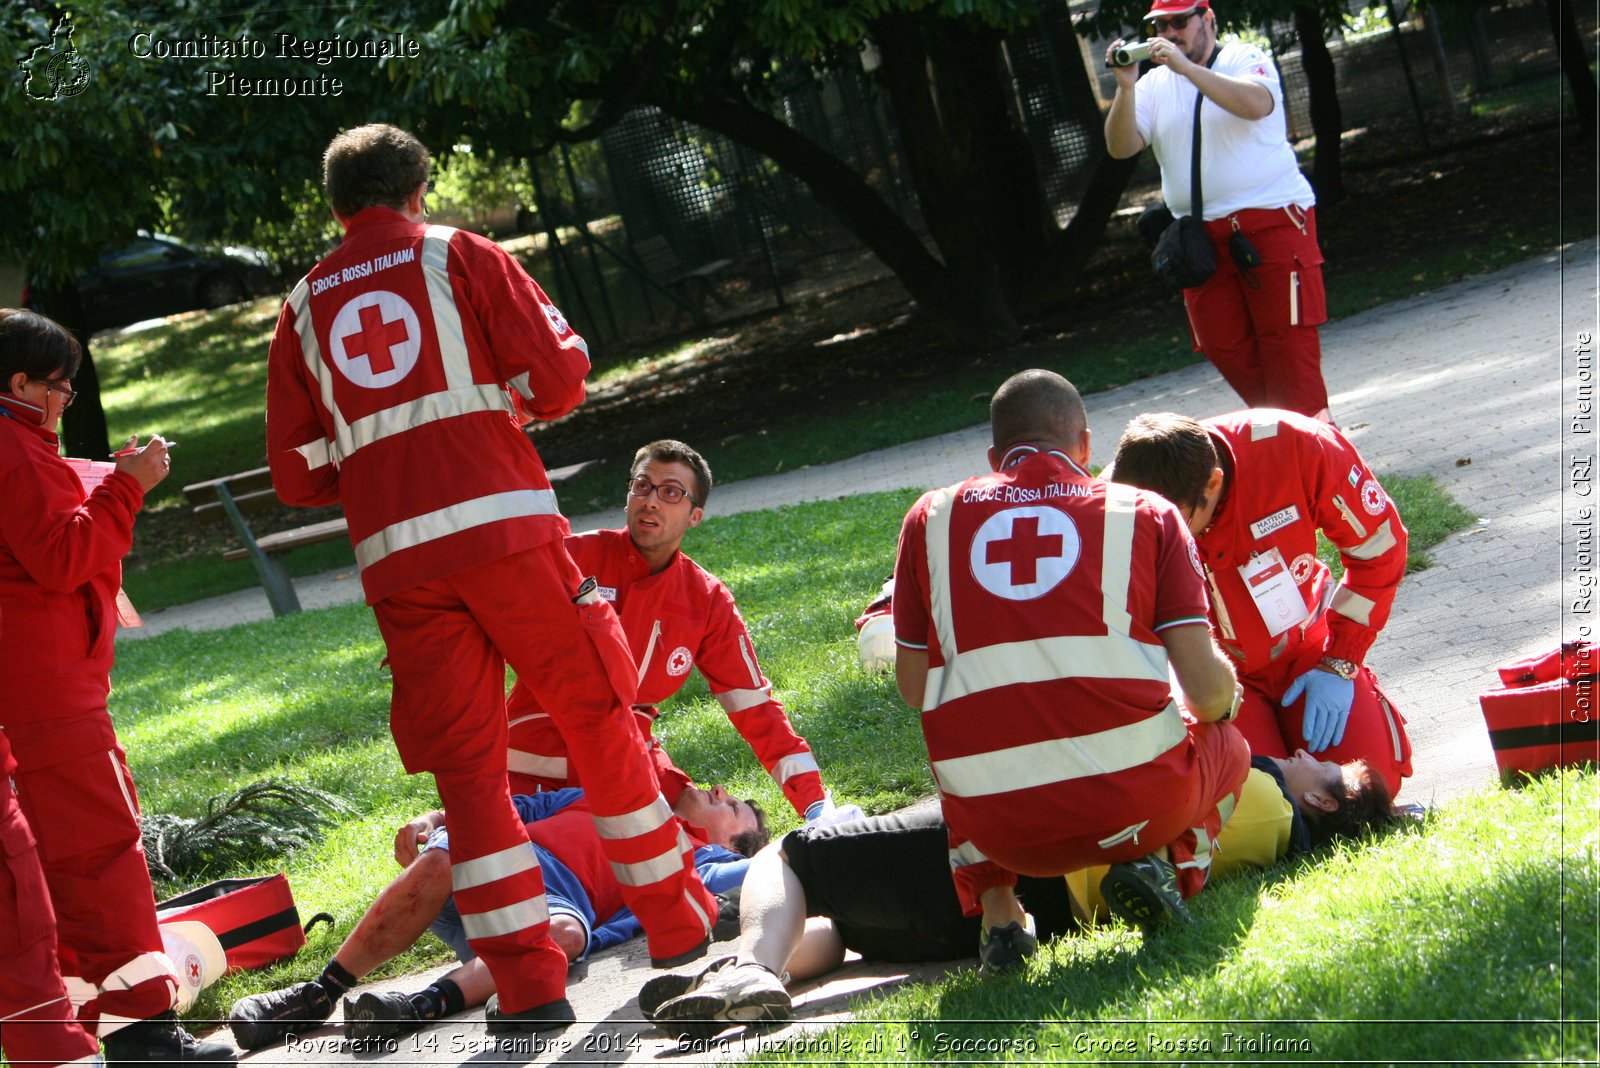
[155,873,306,972]
[1478,642,1600,779]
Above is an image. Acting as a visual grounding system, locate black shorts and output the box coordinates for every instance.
[781,802,1075,962]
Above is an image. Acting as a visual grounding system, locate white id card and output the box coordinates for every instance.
[1240,548,1309,636]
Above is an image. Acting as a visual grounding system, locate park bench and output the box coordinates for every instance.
[183,458,601,618]
[630,235,732,322]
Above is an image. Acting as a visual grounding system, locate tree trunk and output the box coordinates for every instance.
[1295,5,1344,204]
[1549,0,1598,135]
[654,86,1018,341]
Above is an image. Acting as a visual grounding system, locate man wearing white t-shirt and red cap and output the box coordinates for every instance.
[1103,1,1333,424]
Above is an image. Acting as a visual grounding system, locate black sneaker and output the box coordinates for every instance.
[104,1011,237,1067]
[1102,853,1194,934]
[227,982,332,1050]
[638,955,736,1020]
[483,995,575,1035]
[977,916,1038,976]
[652,962,790,1043]
[342,991,424,1042]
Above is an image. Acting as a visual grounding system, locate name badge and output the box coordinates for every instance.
[1239,548,1309,637]
[597,585,618,602]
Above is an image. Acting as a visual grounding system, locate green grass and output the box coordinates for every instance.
[114,480,1479,1025]
[748,769,1598,1065]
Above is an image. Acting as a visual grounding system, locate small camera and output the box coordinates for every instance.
[1108,40,1154,67]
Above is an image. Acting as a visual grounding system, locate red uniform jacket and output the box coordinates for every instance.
[506,528,825,816]
[0,399,143,716]
[1197,410,1407,682]
[266,207,590,603]
[894,448,1212,860]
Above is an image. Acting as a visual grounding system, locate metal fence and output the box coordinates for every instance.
[516,0,1591,353]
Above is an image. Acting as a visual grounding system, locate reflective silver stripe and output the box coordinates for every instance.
[421,226,473,391]
[1217,791,1238,828]
[1250,415,1279,441]
[508,370,534,401]
[948,840,989,870]
[636,620,661,688]
[290,279,347,464]
[771,752,820,784]
[1347,519,1399,561]
[354,489,558,569]
[1097,820,1150,850]
[1179,827,1214,870]
[1330,585,1377,626]
[451,843,538,892]
[922,635,1168,712]
[461,896,549,941]
[507,712,549,729]
[507,749,568,780]
[61,976,94,1010]
[108,751,138,824]
[1379,690,1404,762]
[99,951,178,992]
[293,437,334,470]
[1331,494,1369,539]
[610,844,688,888]
[737,634,761,686]
[1101,483,1138,636]
[932,706,1186,798]
[923,486,961,670]
[592,795,675,841]
[716,686,771,714]
[342,383,514,458]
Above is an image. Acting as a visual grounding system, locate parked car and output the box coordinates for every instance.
[22,232,277,334]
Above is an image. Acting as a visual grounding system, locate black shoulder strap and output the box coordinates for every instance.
[1188,44,1223,221]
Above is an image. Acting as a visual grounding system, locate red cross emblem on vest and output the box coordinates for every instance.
[329,291,423,388]
[968,505,1080,601]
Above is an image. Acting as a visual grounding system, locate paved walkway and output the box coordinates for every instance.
[131,240,1596,1065]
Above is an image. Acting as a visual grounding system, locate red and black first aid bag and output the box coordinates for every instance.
[1478,642,1600,778]
[155,873,305,972]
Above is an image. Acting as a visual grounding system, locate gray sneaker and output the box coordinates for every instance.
[638,955,735,1020]
[978,915,1038,975]
[1101,853,1194,934]
[652,962,790,1042]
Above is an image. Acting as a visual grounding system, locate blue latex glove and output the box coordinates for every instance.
[1282,668,1355,753]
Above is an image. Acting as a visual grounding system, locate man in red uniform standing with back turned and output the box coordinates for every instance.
[266,124,715,1035]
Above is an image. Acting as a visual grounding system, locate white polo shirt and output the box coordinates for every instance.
[1133,41,1315,219]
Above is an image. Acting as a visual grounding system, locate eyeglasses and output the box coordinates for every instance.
[34,378,75,408]
[626,476,698,506]
[1148,7,1205,32]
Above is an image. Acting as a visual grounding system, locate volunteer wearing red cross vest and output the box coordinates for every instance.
[1104,1,1333,423]
[1109,410,1413,797]
[505,440,853,825]
[891,370,1250,967]
[0,309,236,1066]
[266,125,716,1034]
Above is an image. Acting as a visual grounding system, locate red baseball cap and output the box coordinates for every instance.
[1145,0,1208,19]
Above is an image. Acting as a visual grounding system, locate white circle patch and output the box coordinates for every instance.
[969,506,1080,601]
[1360,480,1386,516]
[666,646,693,677]
[329,291,422,388]
[1290,552,1317,585]
[542,302,570,337]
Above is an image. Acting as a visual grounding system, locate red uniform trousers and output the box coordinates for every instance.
[372,542,713,1012]
[1230,630,1413,798]
[949,720,1250,912]
[0,733,100,1067]
[3,708,177,1038]
[1184,206,1330,419]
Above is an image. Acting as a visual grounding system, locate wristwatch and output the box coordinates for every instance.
[1318,656,1359,680]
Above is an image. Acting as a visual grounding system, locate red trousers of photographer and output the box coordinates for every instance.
[1184,205,1331,421]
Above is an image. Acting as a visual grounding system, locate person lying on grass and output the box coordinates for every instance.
[643,748,1395,1040]
[229,784,767,1049]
